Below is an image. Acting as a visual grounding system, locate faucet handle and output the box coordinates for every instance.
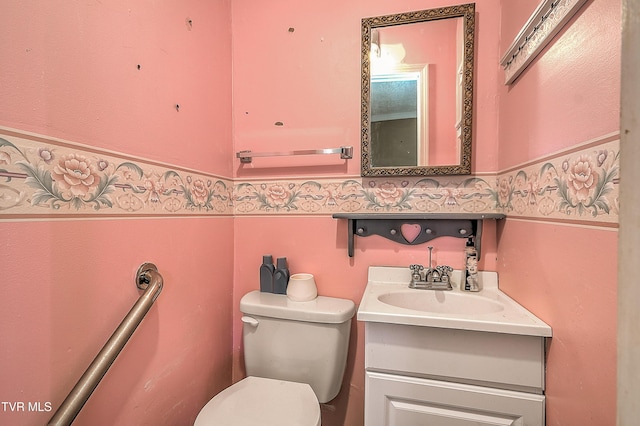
[435,265,453,283]
[409,264,424,282]
[409,264,424,273]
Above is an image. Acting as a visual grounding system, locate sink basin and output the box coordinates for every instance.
[358,266,552,336]
[378,291,504,315]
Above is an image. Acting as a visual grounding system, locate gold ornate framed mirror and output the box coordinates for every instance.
[361,3,475,176]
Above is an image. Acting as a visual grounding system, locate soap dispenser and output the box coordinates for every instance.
[273,257,290,295]
[464,238,479,292]
[260,255,275,293]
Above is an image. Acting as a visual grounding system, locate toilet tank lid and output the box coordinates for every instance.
[240,291,355,324]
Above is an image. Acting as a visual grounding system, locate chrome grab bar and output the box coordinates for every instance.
[48,263,164,426]
[236,146,353,163]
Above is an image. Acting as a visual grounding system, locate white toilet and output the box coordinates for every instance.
[194,290,356,426]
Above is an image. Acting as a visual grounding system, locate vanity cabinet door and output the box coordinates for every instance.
[366,371,545,426]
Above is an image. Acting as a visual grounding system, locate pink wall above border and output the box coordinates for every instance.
[231,0,501,178]
[0,0,233,177]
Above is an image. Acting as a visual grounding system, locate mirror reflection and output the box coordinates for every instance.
[361,4,475,176]
[371,66,424,167]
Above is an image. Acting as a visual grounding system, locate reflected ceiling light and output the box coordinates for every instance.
[370,29,381,58]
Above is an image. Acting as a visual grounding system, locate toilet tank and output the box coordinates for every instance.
[240,290,356,403]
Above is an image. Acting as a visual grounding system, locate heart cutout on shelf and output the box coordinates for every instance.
[400,223,422,243]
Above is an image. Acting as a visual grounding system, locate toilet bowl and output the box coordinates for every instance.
[194,290,355,425]
[194,376,320,426]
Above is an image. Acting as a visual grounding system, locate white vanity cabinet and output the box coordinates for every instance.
[363,322,547,426]
[358,266,552,426]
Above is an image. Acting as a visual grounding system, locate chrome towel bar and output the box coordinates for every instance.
[236,146,353,163]
[48,263,164,426]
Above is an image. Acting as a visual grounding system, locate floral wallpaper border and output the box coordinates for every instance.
[0,129,233,217]
[233,133,619,226]
[496,136,619,224]
[0,128,619,226]
[234,175,498,215]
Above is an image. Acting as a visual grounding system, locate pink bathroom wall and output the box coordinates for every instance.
[497,221,617,425]
[0,0,233,176]
[232,216,499,425]
[231,1,502,424]
[498,0,620,169]
[1,219,234,426]
[0,1,233,425]
[497,0,620,424]
[232,0,501,179]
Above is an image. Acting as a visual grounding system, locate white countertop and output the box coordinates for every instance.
[358,266,552,337]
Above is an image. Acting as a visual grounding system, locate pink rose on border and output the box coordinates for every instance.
[191,179,209,206]
[375,182,402,206]
[567,155,598,203]
[266,184,290,206]
[52,154,100,198]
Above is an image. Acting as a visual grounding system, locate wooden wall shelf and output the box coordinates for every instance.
[332,213,505,258]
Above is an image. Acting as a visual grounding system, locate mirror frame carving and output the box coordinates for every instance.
[361,3,476,177]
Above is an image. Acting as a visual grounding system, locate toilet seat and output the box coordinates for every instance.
[194,376,321,426]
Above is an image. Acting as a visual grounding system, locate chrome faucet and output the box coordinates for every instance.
[409,247,453,290]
